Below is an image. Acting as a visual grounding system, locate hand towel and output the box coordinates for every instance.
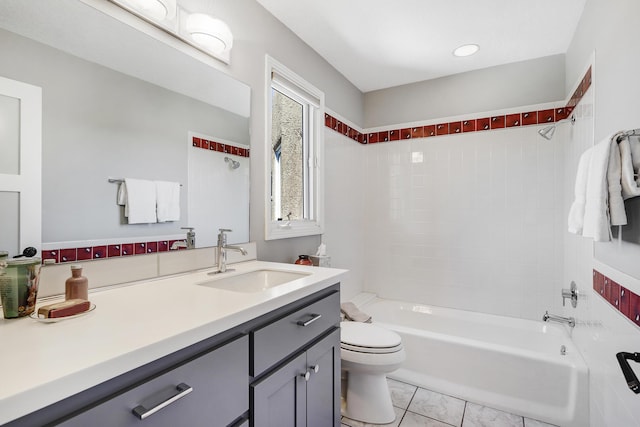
[582,134,627,241]
[155,181,181,222]
[620,135,640,200]
[123,178,157,224]
[340,302,372,323]
[568,148,592,235]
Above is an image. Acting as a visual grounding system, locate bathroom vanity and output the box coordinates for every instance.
[0,261,345,427]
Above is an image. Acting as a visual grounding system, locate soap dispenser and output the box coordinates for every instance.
[65,264,88,301]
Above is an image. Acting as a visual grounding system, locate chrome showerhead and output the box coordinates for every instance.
[538,124,556,140]
[224,156,240,169]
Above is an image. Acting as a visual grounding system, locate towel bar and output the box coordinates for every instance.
[616,128,640,142]
[108,178,182,186]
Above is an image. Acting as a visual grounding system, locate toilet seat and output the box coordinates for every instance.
[340,322,403,354]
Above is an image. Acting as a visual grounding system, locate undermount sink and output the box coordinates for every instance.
[197,269,311,293]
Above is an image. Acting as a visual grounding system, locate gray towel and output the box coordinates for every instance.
[340,302,372,323]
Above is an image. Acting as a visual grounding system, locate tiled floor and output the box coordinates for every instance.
[341,378,558,427]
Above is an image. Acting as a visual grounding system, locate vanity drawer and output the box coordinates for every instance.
[252,291,340,376]
[59,335,248,427]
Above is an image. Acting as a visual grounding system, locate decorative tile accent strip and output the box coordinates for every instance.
[594,269,640,328]
[325,66,592,144]
[191,136,250,157]
[41,239,187,264]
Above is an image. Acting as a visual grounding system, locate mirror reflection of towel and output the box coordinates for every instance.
[121,178,157,224]
[156,181,181,222]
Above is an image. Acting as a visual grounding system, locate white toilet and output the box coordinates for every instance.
[340,321,406,424]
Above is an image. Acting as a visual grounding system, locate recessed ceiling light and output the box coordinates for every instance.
[453,44,480,57]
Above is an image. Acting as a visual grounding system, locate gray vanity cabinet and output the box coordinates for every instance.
[250,291,341,427]
[58,335,248,427]
[6,285,341,427]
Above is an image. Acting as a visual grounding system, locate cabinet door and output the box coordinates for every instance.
[251,353,307,427]
[59,336,248,427]
[306,329,340,427]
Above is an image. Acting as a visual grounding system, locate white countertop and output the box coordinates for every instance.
[0,260,347,424]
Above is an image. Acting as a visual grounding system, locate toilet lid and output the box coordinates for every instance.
[340,321,402,353]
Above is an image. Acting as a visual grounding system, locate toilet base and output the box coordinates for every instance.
[343,372,396,424]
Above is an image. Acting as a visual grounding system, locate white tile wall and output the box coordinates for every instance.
[358,126,564,320]
[561,87,640,426]
[323,129,367,301]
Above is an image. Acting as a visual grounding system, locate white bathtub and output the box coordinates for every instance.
[356,295,589,427]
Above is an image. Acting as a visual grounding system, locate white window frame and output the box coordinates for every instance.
[265,55,324,240]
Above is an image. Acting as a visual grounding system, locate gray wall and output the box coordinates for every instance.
[566,0,640,280]
[0,29,249,243]
[363,54,566,128]
[194,0,365,262]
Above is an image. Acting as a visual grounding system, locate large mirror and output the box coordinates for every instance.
[0,0,250,258]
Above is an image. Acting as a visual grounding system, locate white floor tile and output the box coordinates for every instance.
[407,388,465,426]
[388,378,418,410]
[523,418,557,427]
[400,411,456,427]
[461,402,523,427]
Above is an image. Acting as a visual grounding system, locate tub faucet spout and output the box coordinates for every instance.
[542,311,575,328]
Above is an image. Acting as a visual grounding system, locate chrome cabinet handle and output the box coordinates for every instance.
[132,383,193,420]
[297,313,322,327]
[309,364,320,374]
[300,371,311,381]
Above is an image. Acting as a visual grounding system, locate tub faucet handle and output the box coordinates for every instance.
[562,281,579,308]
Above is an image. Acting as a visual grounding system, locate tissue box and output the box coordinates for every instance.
[308,255,331,267]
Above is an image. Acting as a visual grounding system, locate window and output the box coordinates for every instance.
[265,56,324,240]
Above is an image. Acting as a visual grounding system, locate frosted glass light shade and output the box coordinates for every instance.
[186,13,233,55]
[124,0,176,21]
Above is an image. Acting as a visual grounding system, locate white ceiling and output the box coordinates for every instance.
[256,0,587,93]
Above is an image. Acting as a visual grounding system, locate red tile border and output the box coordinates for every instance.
[42,237,193,264]
[324,67,592,146]
[191,136,249,158]
[462,120,476,133]
[424,125,436,137]
[477,118,490,131]
[449,121,462,134]
[60,248,76,263]
[594,269,640,330]
[506,114,521,128]
[436,123,449,135]
[490,116,505,129]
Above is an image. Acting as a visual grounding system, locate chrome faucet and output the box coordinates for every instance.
[170,227,196,250]
[214,228,247,274]
[542,311,575,328]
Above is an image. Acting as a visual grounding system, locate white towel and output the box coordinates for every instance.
[155,181,180,222]
[620,135,640,200]
[568,149,591,235]
[122,178,157,224]
[581,134,627,241]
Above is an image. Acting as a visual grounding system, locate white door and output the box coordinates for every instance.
[0,76,42,257]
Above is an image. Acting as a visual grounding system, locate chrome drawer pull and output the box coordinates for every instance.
[132,383,193,420]
[297,313,322,327]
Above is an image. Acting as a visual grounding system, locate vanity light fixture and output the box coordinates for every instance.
[118,0,176,21]
[185,13,233,55]
[453,44,480,57]
[109,0,233,63]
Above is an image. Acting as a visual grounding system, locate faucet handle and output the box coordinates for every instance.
[561,281,579,308]
[218,228,232,234]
